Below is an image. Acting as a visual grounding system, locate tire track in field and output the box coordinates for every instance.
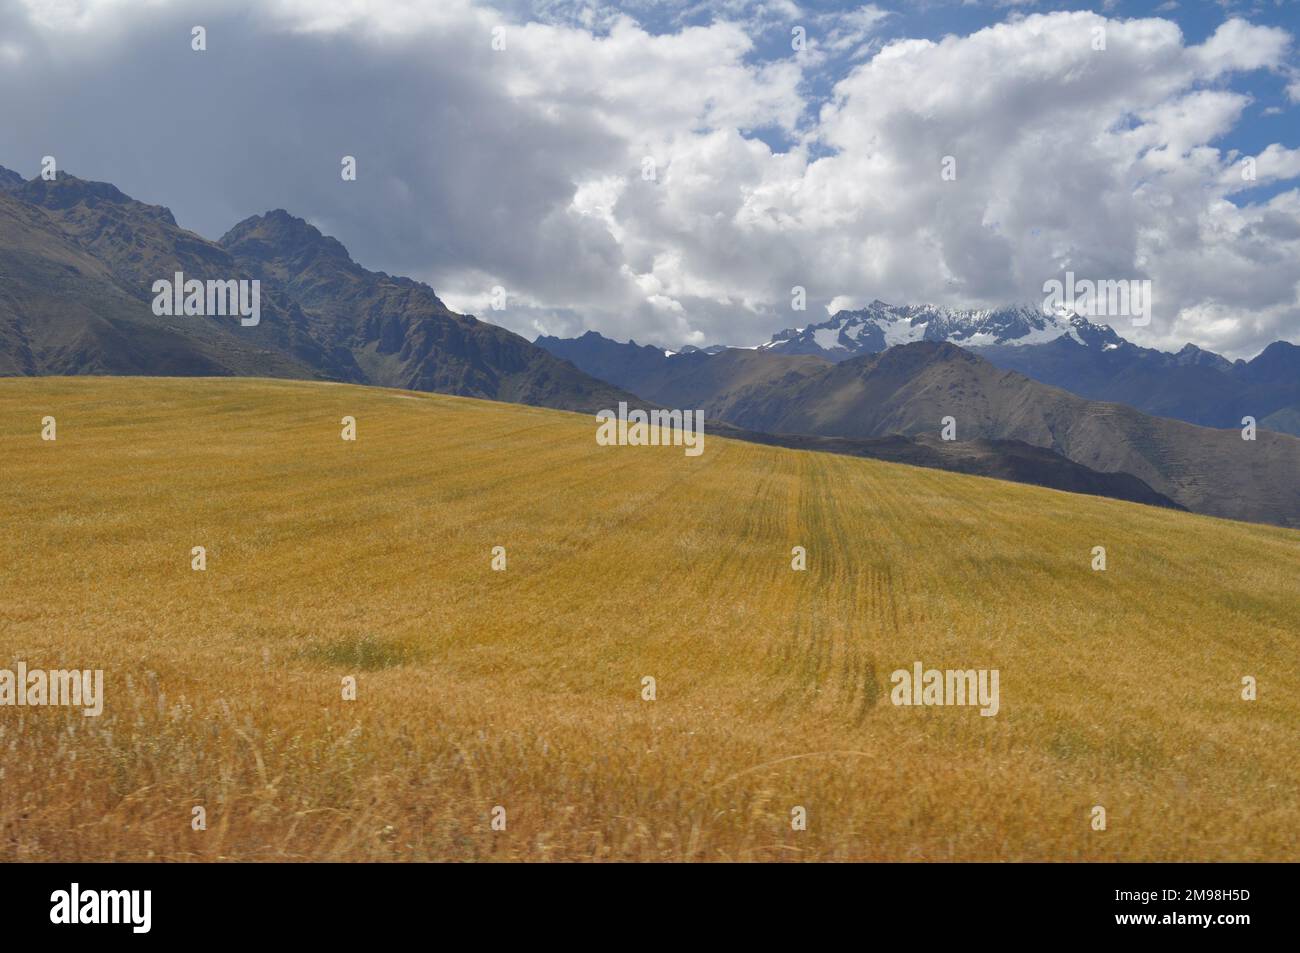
[767,451,903,724]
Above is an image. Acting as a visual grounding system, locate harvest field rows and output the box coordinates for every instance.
[1,376,1297,861]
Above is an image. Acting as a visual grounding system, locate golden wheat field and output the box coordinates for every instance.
[0,375,1297,861]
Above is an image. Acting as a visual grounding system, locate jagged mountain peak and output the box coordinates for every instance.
[18,170,178,226]
[1170,342,1234,370]
[1240,339,1300,379]
[1062,313,1124,349]
[758,300,1102,360]
[220,209,353,265]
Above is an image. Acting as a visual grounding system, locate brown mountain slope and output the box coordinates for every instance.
[218,210,638,412]
[0,190,320,379]
[0,168,639,414]
[662,343,1297,527]
[16,174,385,380]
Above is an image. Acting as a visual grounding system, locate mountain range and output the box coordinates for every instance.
[759,301,1083,355]
[0,166,636,412]
[745,302,1300,436]
[536,333,1299,526]
[542,303,1300,438]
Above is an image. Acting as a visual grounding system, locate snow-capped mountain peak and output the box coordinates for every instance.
[758,301,1125,360]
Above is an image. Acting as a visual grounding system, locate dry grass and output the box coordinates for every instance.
[0,376,1297,861]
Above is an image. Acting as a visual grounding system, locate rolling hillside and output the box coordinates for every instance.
[1,377,1297,861]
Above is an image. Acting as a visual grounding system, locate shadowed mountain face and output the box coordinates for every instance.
[0,167,24,193]
[535,331,687,400]
[978,336,1300,436]
[0,168,638,413]
[537,331,833,410]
